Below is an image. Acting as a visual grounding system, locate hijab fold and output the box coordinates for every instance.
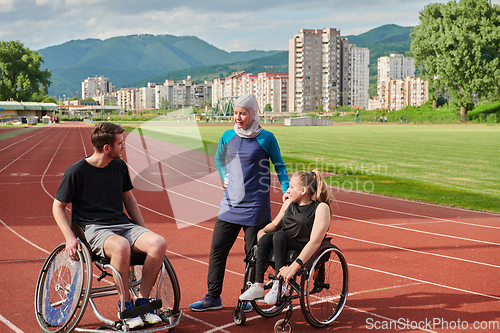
[233,94,263,138]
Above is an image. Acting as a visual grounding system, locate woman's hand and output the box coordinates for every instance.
[257,229,266,241]
[277,262,300,284]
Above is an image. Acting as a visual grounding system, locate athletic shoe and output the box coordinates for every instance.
[264,280,283,305]
[118,300,144,329]
[135,298,162,325]
[189,293,223,312]
[239,283,264,301]
[243,301,253,313]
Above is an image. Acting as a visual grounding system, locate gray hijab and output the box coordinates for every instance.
[233,94,263,138]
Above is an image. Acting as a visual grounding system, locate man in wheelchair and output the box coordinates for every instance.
[239,169,332,305]
[52,122,167,329]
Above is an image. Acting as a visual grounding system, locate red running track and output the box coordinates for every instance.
[0,123,499,333]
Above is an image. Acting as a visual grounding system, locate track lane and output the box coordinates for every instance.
[0,124,499,332]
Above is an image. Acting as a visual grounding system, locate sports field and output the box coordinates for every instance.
[135,123,500,213]
[1,123,500,333]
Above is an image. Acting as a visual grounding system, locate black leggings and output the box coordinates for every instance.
[207,218,265,298]
[255,230,305,283]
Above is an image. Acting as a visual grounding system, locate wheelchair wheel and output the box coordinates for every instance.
[247,263,289,318]
[133,254,181,316]
[274,318,293,333]
[300,244,348,328]
[156,255,181,316]
[35,242,92,333]
[233,307,246,325]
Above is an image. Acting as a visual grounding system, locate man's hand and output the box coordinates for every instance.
[65,237,81,261]
[223,173,229,188]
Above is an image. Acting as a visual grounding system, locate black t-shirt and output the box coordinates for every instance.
[281,201,320,243]
[55,158,133,227]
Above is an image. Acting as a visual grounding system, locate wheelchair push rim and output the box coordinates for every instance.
[300,244,348,328]
[35,241,92,333]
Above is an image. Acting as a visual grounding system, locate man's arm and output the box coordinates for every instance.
[52,199,81,261]
[123,190,146,227]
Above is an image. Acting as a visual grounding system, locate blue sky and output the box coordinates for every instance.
[2,0,500,52]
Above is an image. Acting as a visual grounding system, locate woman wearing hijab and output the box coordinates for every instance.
[189,94,289,312]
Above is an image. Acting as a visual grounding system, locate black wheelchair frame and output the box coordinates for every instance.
[34,225,182,333]
[233,237,348,333]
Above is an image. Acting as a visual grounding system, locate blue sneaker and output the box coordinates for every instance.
[243,301,253,313]
[189,293,223,312]
[118,300,144,329]
[135,298,162,325]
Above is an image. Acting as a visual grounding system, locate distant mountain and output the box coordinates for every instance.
[129,24,413,97]
[38,25,413,98]
[37,34,281,98]
[125,51,289,88]
[344,24,413,96]
[344,24,413,76]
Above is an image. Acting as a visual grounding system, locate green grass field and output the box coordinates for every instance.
[124,123,500,213]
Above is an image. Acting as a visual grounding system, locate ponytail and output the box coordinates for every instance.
[294,169,334,215]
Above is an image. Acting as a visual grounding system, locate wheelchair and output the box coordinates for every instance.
[233,237,348,333]
[34,224,182,333]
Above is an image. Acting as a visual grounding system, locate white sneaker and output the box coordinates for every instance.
[118,300,144,329]
[239,282,264,300]
[264,280,280,305]
[143,312,162,325]
[264,280,288,305]
[123,315,144,329]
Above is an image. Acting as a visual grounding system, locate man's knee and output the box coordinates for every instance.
[138,232,166,255]
[104,235,130,258]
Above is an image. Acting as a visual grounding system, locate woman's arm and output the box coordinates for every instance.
[257,200,290,241]
[257,131,289,195]
[277,202,330,283]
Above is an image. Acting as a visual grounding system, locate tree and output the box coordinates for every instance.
[264,103,272,112]
[0,41,51,101]
[410,0,500,121]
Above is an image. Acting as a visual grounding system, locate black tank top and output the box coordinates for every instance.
[281,201,320,243]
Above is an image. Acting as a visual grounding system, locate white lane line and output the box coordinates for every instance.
[330,232,500,269]
[330,213,500,247]
[336,199,500,230]
[349,262,500,301]
[0,128,61,174]
[0,217,49,255]
[0,127,50,153]
[0,314,24,333]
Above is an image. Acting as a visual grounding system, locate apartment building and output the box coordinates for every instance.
[377,54,415,96]
[256,72,288,112]
[192,81,212,109]
[239,73,258,96]
[116,87,139,111]
[212,78,225,107]
[288,28,368,112]
[155,80,174,109]
[404,77,429,107]
[82,76,115,99]
[377,77,428,111]
[224,71,247,98]
[137,83,156,110]
[93,92,117,106]
[349,45,370,109]
[211,71,289,112]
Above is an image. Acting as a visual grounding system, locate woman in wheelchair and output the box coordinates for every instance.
[239,169,332,305]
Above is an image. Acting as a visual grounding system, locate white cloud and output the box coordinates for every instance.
[0,0,444,51]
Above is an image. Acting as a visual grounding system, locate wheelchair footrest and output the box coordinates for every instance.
[119,300,162,319]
